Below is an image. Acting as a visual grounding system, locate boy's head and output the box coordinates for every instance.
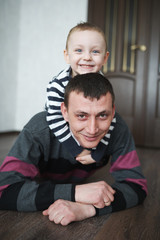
[64,22,109,77]
[66,22,107,51]
[61,73,115,149]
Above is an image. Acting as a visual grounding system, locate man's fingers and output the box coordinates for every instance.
[42,209,48,215]
[105,190,115,202]
[104,201,111,206]
[107,185,116,194]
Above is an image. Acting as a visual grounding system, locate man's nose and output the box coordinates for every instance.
[86,118,98,134]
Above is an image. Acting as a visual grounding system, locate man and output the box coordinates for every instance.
[0,73,147,226]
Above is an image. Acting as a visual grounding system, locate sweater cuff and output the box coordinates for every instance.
[94,207,100,216]
[71,184,76,202]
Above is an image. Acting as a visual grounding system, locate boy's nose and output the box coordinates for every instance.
[83,52,92,60]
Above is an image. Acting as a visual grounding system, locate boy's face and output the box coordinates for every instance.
[61,91,115,149]
[64,30,109,77]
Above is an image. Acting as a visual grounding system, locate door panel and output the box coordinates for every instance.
[145,0,160,147]
[88,0,160,147]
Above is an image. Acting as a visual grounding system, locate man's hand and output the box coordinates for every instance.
[75,181,115,208]
[76,149,96,165]
[42,199,96,226]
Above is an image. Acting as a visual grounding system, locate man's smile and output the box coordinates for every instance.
[81,133,101,142]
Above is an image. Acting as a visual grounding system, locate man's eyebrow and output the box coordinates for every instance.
[74,110,111,116]
[96,110,111,116]
[74,111,88,115]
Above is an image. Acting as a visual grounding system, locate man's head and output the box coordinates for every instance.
[64,22,109,77]
[61,73,115,149]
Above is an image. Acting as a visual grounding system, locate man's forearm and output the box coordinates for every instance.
[75,181,115,208]
[0,181,75,211]
[43,199,96,226]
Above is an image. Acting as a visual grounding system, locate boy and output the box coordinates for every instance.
[46,22,115,164]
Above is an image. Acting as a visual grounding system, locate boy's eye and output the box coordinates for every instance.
[75,49,82,53]
[92,50,100,54]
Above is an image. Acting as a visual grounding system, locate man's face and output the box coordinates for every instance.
[61,91,115,149]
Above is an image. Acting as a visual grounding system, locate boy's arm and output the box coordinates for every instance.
[46,68,83,157]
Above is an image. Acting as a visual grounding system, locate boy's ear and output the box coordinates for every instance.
[103,51,109,65]
[61,102,69,122]
[64,49,70,64]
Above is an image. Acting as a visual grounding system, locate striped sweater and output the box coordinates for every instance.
[0,111,147,215]
[46,66,116,162]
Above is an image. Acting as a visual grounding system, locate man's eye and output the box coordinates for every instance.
[99,114,107,119]
[78,115,86,119]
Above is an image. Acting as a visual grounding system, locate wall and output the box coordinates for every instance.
[0,0,88,131]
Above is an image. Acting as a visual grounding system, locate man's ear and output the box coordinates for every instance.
[64,49,70,64]
[112,104,115,119]
[61,102,69,122]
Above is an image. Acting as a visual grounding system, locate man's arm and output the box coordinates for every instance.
[43,199,96,226]
[95,113,147,216]
[74,113,147,216]
[0,114,114,212]
[0,114,75,211]
[75,181,115,208]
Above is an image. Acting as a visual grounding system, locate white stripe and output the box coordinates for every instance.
[47,91,63,98]
[48,100,61,107]
[105,133,111,138]
[50,120,66,129]
[59,132,71,142]
[54,125,69,137]
[47,108,61,114]
[109,125,114,130]
[47,114,62,121]
[100,139,109,145]
[112,117,116,123]
[57,67,70,80]
[52,82,64,93]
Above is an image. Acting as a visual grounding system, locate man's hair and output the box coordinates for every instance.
[66,22,107,51]
[64,73,115,108]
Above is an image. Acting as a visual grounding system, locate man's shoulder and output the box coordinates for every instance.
[115,112,128,129]
[24,111,49,134]
[110,112,131,141]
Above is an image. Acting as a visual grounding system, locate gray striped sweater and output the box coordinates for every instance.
[0,111,147,215]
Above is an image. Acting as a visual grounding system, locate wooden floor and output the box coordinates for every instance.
[0,132,160,240]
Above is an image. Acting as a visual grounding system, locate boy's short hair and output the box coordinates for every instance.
[66,22,107,51]
[64,73,115,108]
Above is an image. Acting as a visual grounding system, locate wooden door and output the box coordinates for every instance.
[88,0,160,147]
